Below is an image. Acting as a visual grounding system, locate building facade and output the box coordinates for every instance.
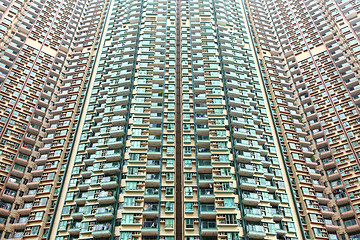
[244,0,360,239]
[0,0,359,240]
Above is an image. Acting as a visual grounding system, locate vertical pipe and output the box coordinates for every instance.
[175,0,183,238]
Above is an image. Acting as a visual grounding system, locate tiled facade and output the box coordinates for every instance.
[0,0,359,240]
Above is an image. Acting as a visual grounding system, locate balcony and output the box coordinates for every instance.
[201,221,217,236]
[320,206,335,218]
[71,209,84,220]
[240,178,257,191]
[6,177,20,190]
[268,194,280,206]
[78,179,91,191]
[145,173,160,187]
[95,206,114,221]
[0,217,5,231]
[142,220,158,235]
[197,136,210,147]
[200,204,216,217]
[101,176,118,189]
[199,174,213,186]
[198,160,212,172]
[197,148,211,159]
[92,224,111,238]
[144,188,160,201]
[81,166,93,178]
[2,189,16,203]
[234,139,250,151]
[324,219,340,232]
[345,221,360,233]
[242,192,260,206]
[327,171,340,181]
[247,225,266,239]
[146,160,160,171]
[105,149,122,162]
[236,151,252,163]
[143,203,159,217]
[244,208,263,222]
[68,222,82,235]
[271,209,283,221]
[341,209,355,219]
[103,162,120,175]
[196,124,209,134]
[275,223,287,236]
[12,217,28,230]
[148,135,162,145]
[314,198,330,210]
[238,163,254,177]
[17,203,32,216]
[308,168,321,180]
[199,189,215,202]
[98,191,116,205]
[148,147,161,159]
[149,124,162,134]
[107,137,124,149]
[312,180,326,192]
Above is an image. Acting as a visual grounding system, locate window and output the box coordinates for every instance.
[219,155,229,162]
[224,214,237,224]
[185,202,193,212]
[124,197,135,206]
[39,198,48,206]
[185,218,194,229]
[165,202,174,212]
[128,167,138,175]
[166,159,174,168]
[122,214,134,224]
[165,219,173,229]
[126,181,137,190]
[166,187,173,196]
[227,233,239,239]
[167,135,174,142]
[185,187,193,196]
[35,211,44,220]
[288,222,296,232]
[184,135,191,142]
[69,178,77,187]
[62,206,71,215]
[58,221,67,231]
[65,192,74,201]
[184,159,192,167]
[221,182,232,191]
[120,232,132,240]
[30,226,40,235]
[132,129,142,136]
[224,198,235,207]
[167,146,174,155]
[130,141,141,148]
[166,172,174,181]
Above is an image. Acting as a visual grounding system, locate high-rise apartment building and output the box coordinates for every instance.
[244,0,360,239]
[0,0,359,239]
